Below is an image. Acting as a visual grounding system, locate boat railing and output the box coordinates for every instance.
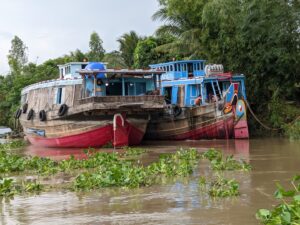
[78,95,165,105]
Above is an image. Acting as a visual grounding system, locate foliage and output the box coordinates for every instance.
[123,146,147,157]
[73,148,199,190]
[256,175,300,225]
[88,32,105,62]
[117,31,142,67]
[0,177,43,197]
[0,177,17,197]
[133,35,175,68]
[102,51,126,69]
[201,148,251,171]
[7,35,28,73]
[153,0,300,137]
[207,175,240,197]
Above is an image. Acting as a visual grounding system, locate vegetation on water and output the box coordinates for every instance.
[0,177,43,197]
[0,141,250,199]
[201,148,251,171]
[199,175,240,198]
[256,175,300,225]
[73,148,199,190]
[1,0,299,138]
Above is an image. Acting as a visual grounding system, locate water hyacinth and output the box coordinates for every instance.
[73,148,199,190]
[256,175,300,225]
[201,148,251,171]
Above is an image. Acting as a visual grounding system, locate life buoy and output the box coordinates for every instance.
[27,109,34,120]
[173,105,182,117]
[58,104,68,116]
[15,109,22,119]
[39,110,46,121]
[223,103,232,114]
[22,103,28,113]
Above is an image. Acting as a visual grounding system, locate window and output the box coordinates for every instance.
[57,88,62,104]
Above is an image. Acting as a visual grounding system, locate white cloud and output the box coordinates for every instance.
[0,0,161,74]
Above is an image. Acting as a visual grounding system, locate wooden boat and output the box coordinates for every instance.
[145,60,249,140]
[18,62,164,148]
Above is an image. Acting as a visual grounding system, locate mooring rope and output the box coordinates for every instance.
[243,98,300,131]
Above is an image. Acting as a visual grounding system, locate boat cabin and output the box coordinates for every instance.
[58,62,91,79]
[79,63,162,98]
[150,60,247,107]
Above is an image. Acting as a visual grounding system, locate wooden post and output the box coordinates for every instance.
[93,74,96,96]
[122,75,125,96]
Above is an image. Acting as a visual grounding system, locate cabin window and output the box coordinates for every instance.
[200,62,203,70]
[178,64,181,71]
[170,65,174,71]
[56,87,63,104]
[60,68,64,76]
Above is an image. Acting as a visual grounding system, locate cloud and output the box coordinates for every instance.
[0,0,161,74]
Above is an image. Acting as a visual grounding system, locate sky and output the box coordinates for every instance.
[0,0,161,74]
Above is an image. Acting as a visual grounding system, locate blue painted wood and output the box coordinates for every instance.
[171,86,179,104]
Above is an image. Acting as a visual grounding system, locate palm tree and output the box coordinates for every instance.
[152,0,208,58]
[117,31,141,68]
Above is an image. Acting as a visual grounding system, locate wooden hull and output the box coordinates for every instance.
[146,104,235,140]
[22,117,147,148]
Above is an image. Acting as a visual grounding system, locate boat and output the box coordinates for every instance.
[17,62,164,148]
[145,60,249,140]
[0,127,12,138]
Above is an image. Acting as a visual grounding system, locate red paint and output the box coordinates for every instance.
[234,120,249,139]
[26,121,145,148]
[158,116,235,140]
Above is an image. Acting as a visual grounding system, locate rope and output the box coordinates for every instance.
[244,98,300,131]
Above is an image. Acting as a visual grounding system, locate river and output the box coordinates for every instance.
[1,138,300,225]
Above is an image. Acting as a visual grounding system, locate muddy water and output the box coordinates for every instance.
[1,138,300,225]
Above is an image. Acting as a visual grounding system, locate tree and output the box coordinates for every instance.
[88,32,105,62]
[69,49,87,62]
[7,36,28,73]
[117,31,141,67]
[134,36,175,68]
[153,0,209,57]
[102,51,126,69]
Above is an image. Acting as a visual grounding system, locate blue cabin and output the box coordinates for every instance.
[79,63,161,98]
[150,60,247,107]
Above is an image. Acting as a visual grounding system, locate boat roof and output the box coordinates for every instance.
[78,69,164,77]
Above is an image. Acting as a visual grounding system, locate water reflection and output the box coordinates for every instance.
[1,138,300,225]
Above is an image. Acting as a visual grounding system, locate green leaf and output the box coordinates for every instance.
[256,209,271,219]
[281,211,291,224]
[293,195,300,202]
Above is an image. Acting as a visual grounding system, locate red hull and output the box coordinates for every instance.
[146,116,234,140]
[175,116,234,140]
[26,123,145,148]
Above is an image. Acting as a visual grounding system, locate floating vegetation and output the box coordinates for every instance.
[147,148,199,177]
[73,148,199,190]
[256,175,300,225]
[0,143,251,200]
[201,148,251,171]
[198,175,240,197]
[123,146,147,157]
[0,140,26,151]
[0,177,42,197]
[0,177,17,197]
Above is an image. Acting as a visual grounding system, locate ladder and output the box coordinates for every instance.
[211,80,222,100]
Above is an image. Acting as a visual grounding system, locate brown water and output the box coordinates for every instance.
[1,138,300,225]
